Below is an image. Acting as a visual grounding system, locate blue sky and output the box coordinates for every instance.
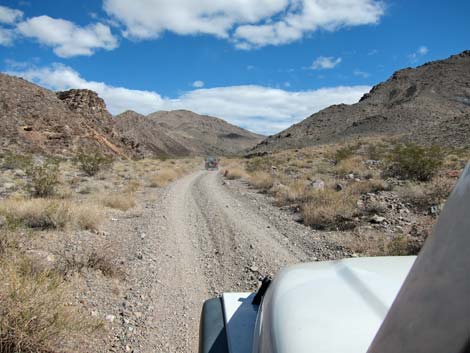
[0,0,469,134]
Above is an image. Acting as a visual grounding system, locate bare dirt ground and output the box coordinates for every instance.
[100,169,342,353]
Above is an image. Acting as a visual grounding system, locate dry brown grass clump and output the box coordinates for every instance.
[99,192,136,211]
[397,176,455,210]
[224,167,248,180]
[302,189,357,230]
[0,258,100,353]
[148,168,179,187]
[274,179,310,205]
[348,179,389,195]
[55,247,122,279]
[342,231,420,256]
[0,199,102,231]
[335,156,367,177]
[247,171,274,190]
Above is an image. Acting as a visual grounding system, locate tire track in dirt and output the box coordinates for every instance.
[135,170,317,352]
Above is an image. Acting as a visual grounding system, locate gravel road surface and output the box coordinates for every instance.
[108,170,337,352]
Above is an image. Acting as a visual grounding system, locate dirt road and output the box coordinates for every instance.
[108,170,336,352]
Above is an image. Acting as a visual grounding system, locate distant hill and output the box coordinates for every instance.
[0,73,138,158]
[250,50,470,154]
[115,109,264,157]
[0,73,262,158]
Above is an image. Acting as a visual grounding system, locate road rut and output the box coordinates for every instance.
[117,170,321,352]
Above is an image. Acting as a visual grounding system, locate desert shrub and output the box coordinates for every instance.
[224,167,248,180]
[56,248,120,278]
[274,180,310,205]
[334,146,356,163]
[349,179,389,195]
[245,157,273,173]
[343,232,419,256]
[75,151,111,176]
[70,204,103,231]
[100,193,135,211]
[302,189,358,230]
[397,176,455,210]
[366,143,387,161]
[26,161,60,197]
[148,168,178,187]
[335,156,367,177]
[385,234,419,256]
[1,152,33,171]
[0,257,99,353]
[248,172,274,190]
[385,144,443,181]
[0,199,102,231]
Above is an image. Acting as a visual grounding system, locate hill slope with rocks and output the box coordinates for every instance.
[0,73,139,157]
[115,109,264,157]
[250,50,470,154]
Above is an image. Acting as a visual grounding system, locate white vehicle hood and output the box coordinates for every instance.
[223,256,416,353]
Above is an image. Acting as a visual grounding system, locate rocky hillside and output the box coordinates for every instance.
[250,50,470,153]
[0,74,138,157]
[115,109,264,157]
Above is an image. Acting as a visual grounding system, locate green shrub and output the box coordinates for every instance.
[75,151,111,176]
[334,146,356,164]
[385,144,443,181]
[26,161,60,197]
[366,143,387,161]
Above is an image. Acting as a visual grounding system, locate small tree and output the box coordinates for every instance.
[385,143,443,181]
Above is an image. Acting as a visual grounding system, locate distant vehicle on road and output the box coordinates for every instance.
[205,156,219,170]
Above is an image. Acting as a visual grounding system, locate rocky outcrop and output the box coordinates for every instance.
[0,74,139,157]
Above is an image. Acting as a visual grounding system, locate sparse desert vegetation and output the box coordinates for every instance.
[222,137,468,256]
[0,152,200,352]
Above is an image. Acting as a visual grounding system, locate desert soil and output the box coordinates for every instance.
[98,170,344,353]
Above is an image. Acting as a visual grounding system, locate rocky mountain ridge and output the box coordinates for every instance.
[0,74,138,158]
[115,109,264,157]
[0,73,262,158]
[250,50,470,153]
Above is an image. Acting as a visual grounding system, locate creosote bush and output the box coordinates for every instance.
[385,144,443,181]
[75,151,111,176]
[26,161,60,197]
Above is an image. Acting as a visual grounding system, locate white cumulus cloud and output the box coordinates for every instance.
[104,0,288,39]
[16,15,118,57]
[408,45,429,62]
[192,80,205,88]
[104,0,385,48]
[0,5,23,46]
[0,5,23,24]
[7,64,370,135]
[311,56,342,70]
